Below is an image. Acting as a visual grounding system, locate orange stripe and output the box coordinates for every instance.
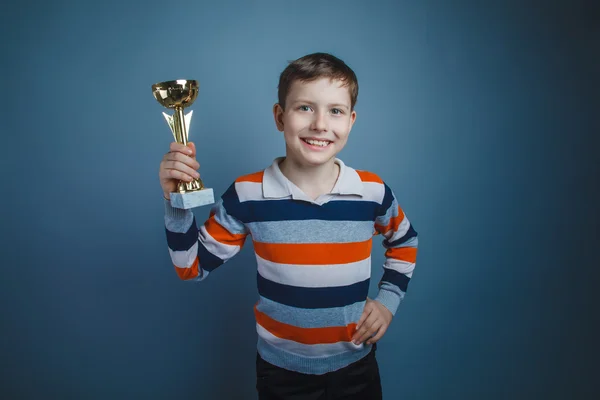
[204,215,247,246]
[235,171,264,183]
[374,206,405,234]
[356,170,383,183]
[174,257,200,280]
[386,247,417,263]
[253,240,372,265]
[254,306,355,344]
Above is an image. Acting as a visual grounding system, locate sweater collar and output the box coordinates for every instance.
[262,157,364,200]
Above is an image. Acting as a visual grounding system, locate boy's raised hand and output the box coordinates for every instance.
[159,141,201,200]
[352,298,393,346]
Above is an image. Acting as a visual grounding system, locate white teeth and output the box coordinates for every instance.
[304,139,330,147]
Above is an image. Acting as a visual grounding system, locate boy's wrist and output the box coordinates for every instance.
[374,289,402,316]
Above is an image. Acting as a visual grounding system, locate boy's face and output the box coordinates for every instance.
[273,77,356,168]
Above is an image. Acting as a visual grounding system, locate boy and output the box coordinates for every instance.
[158,53,418,399]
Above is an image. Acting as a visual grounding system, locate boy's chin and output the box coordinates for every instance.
[295,153,338,167]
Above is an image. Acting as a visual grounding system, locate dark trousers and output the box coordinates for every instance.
[256,345,382,400]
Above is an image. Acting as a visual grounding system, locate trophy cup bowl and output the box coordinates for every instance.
[152,79,214,209]
[152,80,199,109]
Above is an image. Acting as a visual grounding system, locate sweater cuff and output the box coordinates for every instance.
[374,289,404,316]
[164,198,190,220]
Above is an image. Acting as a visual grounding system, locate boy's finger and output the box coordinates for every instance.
[354,307,372,333]
[353,313,378,343]
[355,326,377,344]
[366,325,387,345]
[356,320,380,345]
[166,169,196,182]
[170,142,194,155]
[352,318,366,342]
[165,161,200,179]
[167,152,200,170]
[188,141,196,156]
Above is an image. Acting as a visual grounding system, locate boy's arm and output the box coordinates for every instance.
[164,183,249,281]
[373,183,419,316]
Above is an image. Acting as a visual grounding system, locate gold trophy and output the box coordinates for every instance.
[152,79,214,209]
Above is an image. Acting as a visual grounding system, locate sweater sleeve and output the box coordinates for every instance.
[163,183,250,281]
[373,183,419,315]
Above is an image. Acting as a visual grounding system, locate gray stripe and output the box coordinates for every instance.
[376,197,399,227]
[164,199,194,233]
[214,200,247,235]
[256,296,365,328]
[247,220,374,243]
[374,287,404,316]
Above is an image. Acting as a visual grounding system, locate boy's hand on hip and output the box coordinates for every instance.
[352,298,393,345]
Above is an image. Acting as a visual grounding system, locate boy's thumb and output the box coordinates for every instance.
[188,142,196,155]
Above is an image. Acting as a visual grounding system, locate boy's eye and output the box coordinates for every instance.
[331,108,343,115]
[299,105,312,111]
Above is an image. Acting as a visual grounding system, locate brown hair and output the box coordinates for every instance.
[277,52,359,111]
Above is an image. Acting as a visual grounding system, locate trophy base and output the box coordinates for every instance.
[170,188,215,209]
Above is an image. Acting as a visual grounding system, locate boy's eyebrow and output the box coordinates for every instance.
[292,99,350,109]
[328,103,350,110]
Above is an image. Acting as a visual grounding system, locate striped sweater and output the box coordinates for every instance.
[164,157,418,375]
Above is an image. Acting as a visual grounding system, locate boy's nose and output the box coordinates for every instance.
[310,113,328,132]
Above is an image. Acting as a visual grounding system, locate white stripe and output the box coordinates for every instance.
[199,225,241,261]
[168,243,210,281]
[377,198,399,227]
[169,242,198,268]
[256,324,362,357]
[256,254,371,288]
[396,236,418,248]
[359,181,385,203]
[235,181,267,202]
[383,259,415,278]
[383,216,411,241]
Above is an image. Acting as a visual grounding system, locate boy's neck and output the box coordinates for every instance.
[279,157,340,200]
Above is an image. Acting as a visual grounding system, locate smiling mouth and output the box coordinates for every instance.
[301,138,332,147]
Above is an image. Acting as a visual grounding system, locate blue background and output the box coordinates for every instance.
[1,0,598,398]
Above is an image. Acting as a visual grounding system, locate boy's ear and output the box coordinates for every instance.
[273,103,285,132]
[349,110,357,130]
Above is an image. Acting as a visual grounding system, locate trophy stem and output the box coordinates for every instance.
[173,106,187,145]
[173,105,204,193]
